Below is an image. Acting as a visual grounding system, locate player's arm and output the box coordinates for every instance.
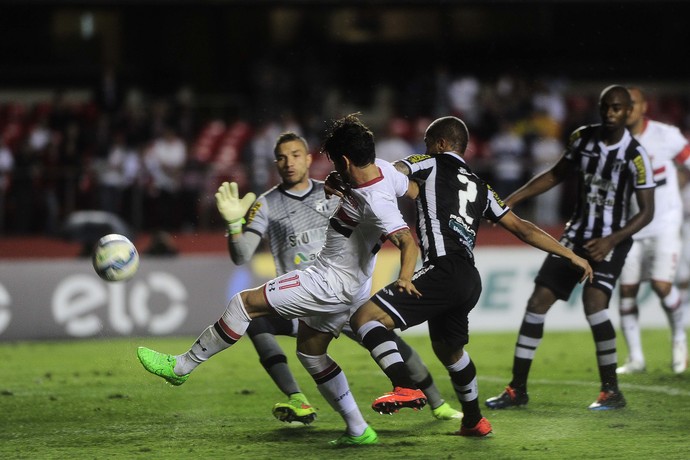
[583,187,654,261]
[679,166,690,189]
[227,231,262,265]
[393,160,411,176]
[505,154,571,208]
[387,228,422,297]
[498,210,593,283]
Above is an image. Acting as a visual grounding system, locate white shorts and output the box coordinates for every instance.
[620,230,682,285]
[676,220,690,283]
[263,266,372,336]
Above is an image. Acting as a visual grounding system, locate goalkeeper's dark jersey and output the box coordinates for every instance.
[400,152,508,263]
[562,124,655,244]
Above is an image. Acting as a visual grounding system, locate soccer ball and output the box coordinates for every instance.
[92,234,139,282]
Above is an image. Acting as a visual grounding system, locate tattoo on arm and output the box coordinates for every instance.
[388,229,412,248]
[393,161,411,176]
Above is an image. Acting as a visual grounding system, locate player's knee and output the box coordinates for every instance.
[351,301,391,330]
[651,280,672,298]
[296,351,331,373]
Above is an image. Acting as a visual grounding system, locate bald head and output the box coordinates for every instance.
[424,116,469,155]
[626,86,648,134]
[599,85,631,105]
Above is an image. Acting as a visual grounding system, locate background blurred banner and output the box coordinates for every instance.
[0,247,665,341]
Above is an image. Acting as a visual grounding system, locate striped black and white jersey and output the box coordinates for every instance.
[562,125,655,243]
[244,180,338,275]
[400,152,509,263]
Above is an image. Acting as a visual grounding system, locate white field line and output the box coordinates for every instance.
[480,375,690,397]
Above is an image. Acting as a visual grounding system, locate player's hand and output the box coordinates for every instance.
[395,278,422,298]
[324,171,350,199]
[570,255,593,284]
[215,181,256,225]
[582,237,615,263]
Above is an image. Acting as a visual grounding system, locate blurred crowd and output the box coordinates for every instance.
[1,73,689,240]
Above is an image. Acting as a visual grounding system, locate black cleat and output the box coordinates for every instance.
[588,389,626,410]
[485,385,529,409]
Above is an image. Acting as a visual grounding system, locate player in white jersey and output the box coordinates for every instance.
[677,173,690,327]
[617,87,690,374]
[136,114,421,446]
[231,132,461,424]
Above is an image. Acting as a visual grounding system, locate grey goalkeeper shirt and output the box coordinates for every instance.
[230,180,339,275]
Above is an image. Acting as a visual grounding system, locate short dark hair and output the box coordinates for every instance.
[274,132,309,156]
[321,113,376,167]
[425,116,469,154]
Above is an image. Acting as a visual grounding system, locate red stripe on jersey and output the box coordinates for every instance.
[217,317,242,341]
[353,167,384,188]
[653,165,666,175]
[675,144,690,164]
[336,207,358,227]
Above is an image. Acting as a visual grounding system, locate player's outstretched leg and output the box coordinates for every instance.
[137,294,250,385]
[137,347,189,386]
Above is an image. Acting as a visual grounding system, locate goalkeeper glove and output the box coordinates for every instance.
[215,181,256,235]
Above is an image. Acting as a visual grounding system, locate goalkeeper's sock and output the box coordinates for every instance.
[175,294,250,375]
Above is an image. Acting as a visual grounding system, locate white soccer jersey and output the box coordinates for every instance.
[629,119,690,239]
[313,159,410,304]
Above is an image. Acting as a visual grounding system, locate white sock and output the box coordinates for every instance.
[297,352,368,436]
[175,294,251,375]
[619,297,644,364]
[662,287,686,343]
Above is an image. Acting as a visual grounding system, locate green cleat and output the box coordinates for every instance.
[329,426,378,447]
[136,346,189,386]
[272,393,317,424]
[431,402,464,420]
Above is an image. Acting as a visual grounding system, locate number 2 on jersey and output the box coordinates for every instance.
[456,173,477,225]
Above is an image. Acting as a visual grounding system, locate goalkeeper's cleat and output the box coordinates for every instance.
[431,402,463,420]
[272,393,317,425]
[616,360,646,374]
[672,340,688,374]
[372,387,427,414]
[329,426,378,447]
[455,417,493,437]
[485,385,528,409]
[136,347,189,386]
[588,389,626,410]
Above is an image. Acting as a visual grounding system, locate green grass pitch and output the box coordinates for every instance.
[1,329,688,459]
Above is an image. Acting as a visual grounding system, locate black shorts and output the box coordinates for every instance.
[535,236,633,301]
[371,254,482,349]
